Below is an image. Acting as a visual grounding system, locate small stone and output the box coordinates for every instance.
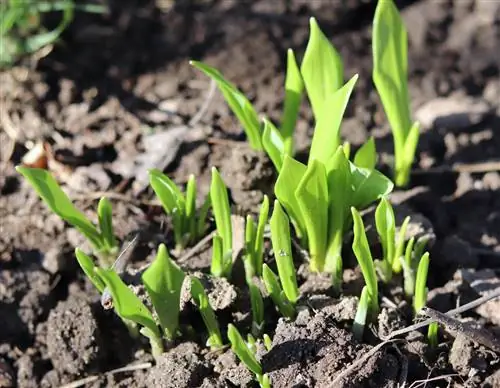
[415,94,491,130]
[42,246,67,274]
[449,334,488,377]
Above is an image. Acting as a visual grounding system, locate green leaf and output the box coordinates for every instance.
[190,276,223,348]
[262,264,295,319]
[295,159,328,272]
[372,0,411,147]
[354,137,377,170]
[262,118,285,171]
[227,324,263,376]
[210,167,232,266]
[244,215,257,278]
[353,285,370,341]
[375,197,395,281]
[324,146,351,275]
[301,17,343,119]
[393,215,410,273]
[351,207,379,316]
[308,74,358,166]
[350,164,394,209]
[190,60,262,150]
[142,244,185,340]
[274,155,307,238]
[248,280,265,337]
[185,174,197,242]
[75,248,105,293]
[281,49,304,154]
[413,252,429,313]
[395,121,420,187]
[270,200,299,303]
[97,197,117,251]
[95,267,160,340]
[210,234,225,277]
[253,195,269,277]
[16,166,102,249]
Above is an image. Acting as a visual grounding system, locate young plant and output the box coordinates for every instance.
[275,143,393,278]
[401,235,430,298]
[149,169,210,251]
[141,244,185,340]
[17,166,118,266]
[0,0,107,67]
[210,167,233,278]
[412,252,438,346]
[353,286,371,341]
[227,324,271,388]
[351,208,380,320]
[244,195,270,278]
[262,264,295,319]
[94,267,164,358]
[190,276,224,349]
[372,0,420,187]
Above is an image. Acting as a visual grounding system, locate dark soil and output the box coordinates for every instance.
[1,0,500,387]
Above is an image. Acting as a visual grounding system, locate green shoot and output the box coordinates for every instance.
[210,234,225,278]
[227,324,271,388]
[374,197,396,282]
[372,0,420,187]
[392,215,410,273]
[270,200,299,303]
[248,280,265,337]
[244,195,270,278]
[301,17,343,119]
[190,60,262,150]
[210,167,233,278]
[353,286,370,341]
[308,74,358,166]
[413,252,429,314]
[263,334,272,351]
[16,166,118,266]
[142,244,185,340]
[262,264,295,319]
[412,251,438,346]
[351,207,379,318]
[402,236,416,297]
[190,277,224,349]
[281,49,304,155]
[75,248,105,293]
[149,169,210,250]
[95,267,163,358]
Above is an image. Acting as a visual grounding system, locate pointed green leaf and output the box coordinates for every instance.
[281,49,304,154]
[185,174,197,241]
[227,324,262,376]
[16,166,102,249]
[210,167,232,261]
[190,60,262,149]
[190,276,223,348]
[95,267,160,339]
[350,164,394,209]
[353,285,370,341]
[354,137,377,170]
[248,281,265,337]
[308,74,358,166]
[301,17,343,119]
[149,169,185,214]
[75,248,105,293]
[197,194,211,238]
[253,195,269,276]
[396,121,420,187]
[393,215,410,273]
[262,118,285,171]
[295,160,328,272]
[270,200,299,303]
[375,197,395,277]
[413,252,429,313]
[274,155,307,238]
[142,244,185,340]
[210,234,225,277]
[351,207,379,315]
[262,264,295,319]
[97,197,117,251]
[324,147,351,273]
